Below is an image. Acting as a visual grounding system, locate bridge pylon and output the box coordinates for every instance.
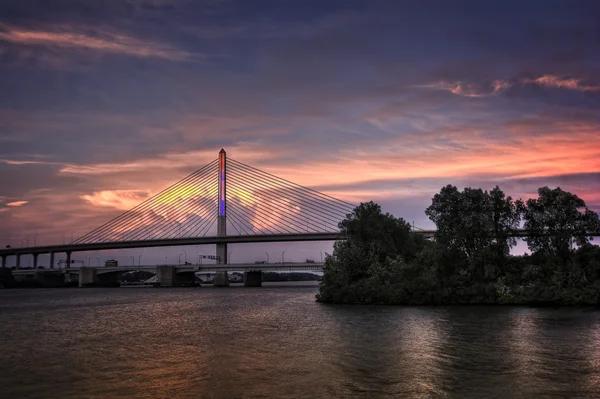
[217,148,227,264]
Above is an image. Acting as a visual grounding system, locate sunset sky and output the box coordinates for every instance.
[1,0,599,265]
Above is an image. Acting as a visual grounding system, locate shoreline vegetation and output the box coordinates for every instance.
[317,186,600,306]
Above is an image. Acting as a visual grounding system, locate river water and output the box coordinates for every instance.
[0,284,599,398]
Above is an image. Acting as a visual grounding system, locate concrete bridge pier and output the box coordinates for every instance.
[1,255,6,268]
[49,252,54,269]
[15,253,20,269]
[156,265,177,287]
[32,254,38,269]
[243,271,262,287]
[66,251,72,269]
[79,267,98,287]
[213,271,229,287]
[216,242,227,264]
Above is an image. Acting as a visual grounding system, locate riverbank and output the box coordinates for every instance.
[316,283,600,306]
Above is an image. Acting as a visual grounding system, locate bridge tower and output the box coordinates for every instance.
[216,148,227,264]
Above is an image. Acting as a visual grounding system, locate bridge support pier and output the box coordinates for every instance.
[33,254,38,269]
[213,271,229,287]
[49,252,54,269]
[15,254,20,269]
[156,266,177,287]
[1,255,6,268]
[216,242,227,265]
[66,252,72,269]
[79,267,98,287]
[243,271,262,287]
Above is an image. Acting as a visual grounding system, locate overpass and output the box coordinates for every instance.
[11,262,326,288]
[12,262,325,276]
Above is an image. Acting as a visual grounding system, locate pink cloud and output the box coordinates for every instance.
[523,75,600,92]
[0,25,192,61]
[418,80,512,97]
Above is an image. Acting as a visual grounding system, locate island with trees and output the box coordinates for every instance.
[317,186,600,306]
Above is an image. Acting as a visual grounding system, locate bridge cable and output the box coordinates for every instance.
[228,164,352,229]
[74,159,218,243]
[227,174,338,233]
[229,162,348,222]
[228,201,278,235]
[229,158,355,208]
[106,166,219,241]
[227,201,278,235]
[147,183,218,240]
[228,161,353,221]
[122,167,219,240]
[74,159,217,243]
[226,176,310,234]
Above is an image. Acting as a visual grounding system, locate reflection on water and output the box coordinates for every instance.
[0,287,599,398]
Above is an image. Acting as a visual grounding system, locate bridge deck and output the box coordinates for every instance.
[3,229,598,258]
[0,233,348,257]
[11,262,325,275]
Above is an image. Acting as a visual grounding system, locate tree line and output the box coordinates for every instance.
[317,186,600,305]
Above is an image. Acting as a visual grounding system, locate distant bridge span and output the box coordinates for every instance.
[12,262,326,276]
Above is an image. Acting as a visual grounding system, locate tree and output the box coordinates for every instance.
[425,185,521,281]
[488,186,522,261]
[317,201,420,303]
[338,201,418,262]
[425,185,486,261]
[523,187,600,259]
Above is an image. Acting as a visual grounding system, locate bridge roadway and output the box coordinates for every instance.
[0,232,354,258]
[11,262,325,276]
[2,228,598,261]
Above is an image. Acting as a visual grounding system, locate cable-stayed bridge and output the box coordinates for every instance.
[3,149,598,287]
[2,149,598,274]
[2,149,405,270]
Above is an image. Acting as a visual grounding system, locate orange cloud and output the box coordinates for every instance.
[6,201,28,207]
[0,25,192,60]
[81,190,151,210]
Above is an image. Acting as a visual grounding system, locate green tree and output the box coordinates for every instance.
[523,187,600,259]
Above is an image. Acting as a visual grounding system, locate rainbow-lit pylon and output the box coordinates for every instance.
[217,149,227,263]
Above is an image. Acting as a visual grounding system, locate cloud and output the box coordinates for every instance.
[6,201,27,207]
[523,75,600,92]
[0,24,193,61]
[81,190,151,210]
[418,80,512,97]
[0,159,58,166]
